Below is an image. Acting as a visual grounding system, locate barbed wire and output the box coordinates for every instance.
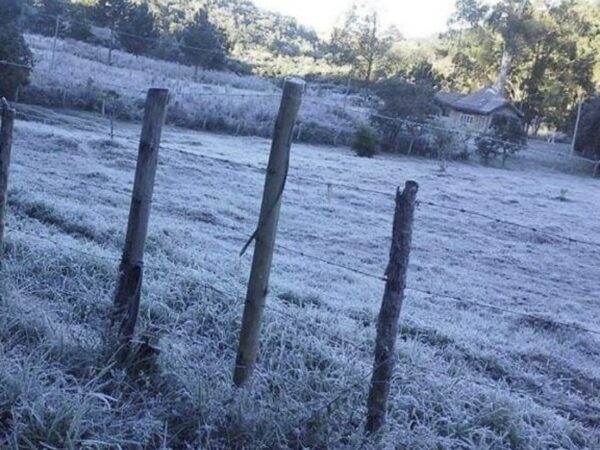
[202,277,600,431]
[187,92,280,98]
[13,196,600,340]
[9,213,600,432]
[0,60,34,70]
[10,149,597,304]
[406,287,600,336]
[420,200,600,249]
[276,243,387,282]
[8,96,600,336]
[276,242,600,336]
[155,146,600,251]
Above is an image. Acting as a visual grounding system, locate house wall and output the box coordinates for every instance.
[448,110,490,133]
[448,106,521,133]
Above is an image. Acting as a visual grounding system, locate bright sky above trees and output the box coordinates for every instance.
[253,0,456,38]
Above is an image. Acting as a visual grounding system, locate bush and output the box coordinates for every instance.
[430,124,463,171]
[352,124,378,158]
[475,115,526,166]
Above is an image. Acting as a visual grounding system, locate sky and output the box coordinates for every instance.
[253,0,457,39]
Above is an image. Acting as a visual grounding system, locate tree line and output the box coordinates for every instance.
[1,0,600,159]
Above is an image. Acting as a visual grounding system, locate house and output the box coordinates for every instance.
[434,86,523,133]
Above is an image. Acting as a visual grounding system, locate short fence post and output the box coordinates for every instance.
[0,100,15,257]
[366,181,419,434]
[233,78,305,386]
[111,88,169,356]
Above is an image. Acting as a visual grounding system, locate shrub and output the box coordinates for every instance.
[352,124,378,158]
[429,124,463,171]
[475,114,526,166]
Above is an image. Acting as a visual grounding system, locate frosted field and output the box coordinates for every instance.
[1,105,599,449]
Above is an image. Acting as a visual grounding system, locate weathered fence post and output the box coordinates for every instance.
[0,100,15,256]
[50,15,60,71]
[112,88,169,355]
[108,23,115,65]
[233,78,305,386]
[366,181,419,435]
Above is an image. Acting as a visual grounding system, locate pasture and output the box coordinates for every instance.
[0,102,598,449]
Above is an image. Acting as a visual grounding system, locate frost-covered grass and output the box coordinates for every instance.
[22,34,359,146]
[1,105,599,448]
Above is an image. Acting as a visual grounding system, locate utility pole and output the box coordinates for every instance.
[571,99,583,156]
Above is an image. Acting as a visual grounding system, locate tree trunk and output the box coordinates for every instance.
[495,48,512,98]
[365,56,374,84]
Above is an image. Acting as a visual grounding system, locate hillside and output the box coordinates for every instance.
[21,33,362,146]
[1,101,599,447]
[58,0,332,76]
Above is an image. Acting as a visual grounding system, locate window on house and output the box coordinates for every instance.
[460,114,474,125]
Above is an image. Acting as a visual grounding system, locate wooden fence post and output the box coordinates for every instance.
[366,180,419,435]
[233,78,305,386]
[50,15,60,71]
[0,101,15,256]
[112,88,169,354]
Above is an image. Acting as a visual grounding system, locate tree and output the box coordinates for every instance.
[373,79,439,154]
[444,0,597,132]
[407,60,443,87]
[181,9,229,76]
[449,0,538,97]
[352,123,378,157]
[117,2,158,56]
[26,0,67,36]
[475,114,526,166]
[93,0,129,63]
[1,0,23,23]
[327,4,393,83]
[0,0,33,100]
[575,97,600,160]
[65,2,93,42]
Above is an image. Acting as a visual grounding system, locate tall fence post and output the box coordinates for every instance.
[111,88,169,355]
[50,15,60,71]
[366,181,419,434]
[0,100,15,257]
[233,78,305,386]
[108,23,115,65]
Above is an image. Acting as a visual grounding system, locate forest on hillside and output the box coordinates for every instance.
[2,0,600,156]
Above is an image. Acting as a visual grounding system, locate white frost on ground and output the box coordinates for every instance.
[1,105,599,448]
